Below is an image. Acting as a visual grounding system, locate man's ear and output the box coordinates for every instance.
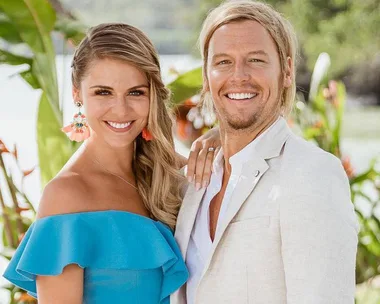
[283,56,292,88]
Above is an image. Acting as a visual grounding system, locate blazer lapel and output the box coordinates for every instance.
[175,184,206,261]
[202,156,269,273]
[200,117,291,277]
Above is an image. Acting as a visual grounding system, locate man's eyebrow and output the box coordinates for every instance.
[247,50,269,57]
[211,50,269,61]
[211,53,230,61]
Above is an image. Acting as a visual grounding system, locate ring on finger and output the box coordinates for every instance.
[207,147,215,153]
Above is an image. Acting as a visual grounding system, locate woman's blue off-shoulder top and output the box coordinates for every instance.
[3,210,188,303]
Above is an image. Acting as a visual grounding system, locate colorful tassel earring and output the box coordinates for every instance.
[142,127,153,141]
[61,101,90,142]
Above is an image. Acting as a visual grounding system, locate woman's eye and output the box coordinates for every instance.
[129,90,144,96]
[95,89,111,96]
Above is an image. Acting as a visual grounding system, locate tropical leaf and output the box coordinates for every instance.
[167,67,202,106]
[331,81,346,153]
[19,68,40,89]
[0,49,32,66]
[55,17,86,46]
[0,12,23,44]
[37,93,79,186]
[0,0,56,53]
[0,49,41,88]
[0,0,61,125]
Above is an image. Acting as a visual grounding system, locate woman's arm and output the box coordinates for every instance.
[37,264,84,304]
[35,177,87,303]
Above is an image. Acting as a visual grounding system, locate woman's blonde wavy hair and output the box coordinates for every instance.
[71,23,184,229]
[199,0,298,117]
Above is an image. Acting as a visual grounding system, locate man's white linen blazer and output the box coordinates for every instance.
[171,117,359,304]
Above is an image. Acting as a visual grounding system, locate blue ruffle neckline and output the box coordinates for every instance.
[3,210,188,302]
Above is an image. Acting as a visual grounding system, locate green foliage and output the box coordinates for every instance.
[0,0,60,122]
[285,0,380,75]
[167,67,202,106]
[0,141,37,303]
[193,0,380,75]
[55,17,86,45]
[292,82,380,284]
[0,0,85,186]
[37,93,79,186]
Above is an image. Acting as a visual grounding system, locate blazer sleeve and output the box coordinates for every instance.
[279,155,359,304]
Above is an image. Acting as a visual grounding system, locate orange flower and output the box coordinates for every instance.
[0,139,10,153]
[17,291,37,303]
[12,144,18,160]
[16,206,30,214]
[313,120,323,129]
[342,156,354,179]
[23,167,35,177]
[18,232,25,244]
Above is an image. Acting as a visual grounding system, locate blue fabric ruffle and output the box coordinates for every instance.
[3,210,188,302]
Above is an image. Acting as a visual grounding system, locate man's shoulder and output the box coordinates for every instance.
[282,133,343,174]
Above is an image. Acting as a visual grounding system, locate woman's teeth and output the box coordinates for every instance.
[107,121,132,129]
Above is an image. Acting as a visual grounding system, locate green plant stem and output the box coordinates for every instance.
[0,154,24,237]
[0,187,16,248]
[0,155,17,248]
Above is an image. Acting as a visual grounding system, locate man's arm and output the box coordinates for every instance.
[280,156,359,304]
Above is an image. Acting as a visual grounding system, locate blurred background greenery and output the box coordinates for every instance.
[0,0,379,303]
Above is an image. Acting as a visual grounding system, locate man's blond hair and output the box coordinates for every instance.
[199,0,298,116]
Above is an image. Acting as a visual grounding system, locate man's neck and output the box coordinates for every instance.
[221,116,278,173]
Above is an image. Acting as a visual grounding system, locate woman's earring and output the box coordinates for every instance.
[61,101,90,142]
[142,127,153,141]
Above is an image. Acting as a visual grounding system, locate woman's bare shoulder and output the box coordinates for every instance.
[37,170,92,219]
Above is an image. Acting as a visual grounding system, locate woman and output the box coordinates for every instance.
[3,23,218,303]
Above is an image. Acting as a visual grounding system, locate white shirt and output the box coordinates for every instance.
[185,119,280,304]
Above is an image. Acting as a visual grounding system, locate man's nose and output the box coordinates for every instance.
[231,61,250,84]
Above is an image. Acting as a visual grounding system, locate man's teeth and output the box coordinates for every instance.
[227,93,256,100]
[107,121,132,129]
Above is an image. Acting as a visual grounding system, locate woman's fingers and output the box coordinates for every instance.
[194,145,210,190]
[187,140,203,183]
[200,147,216,189]
[187,126,221,190]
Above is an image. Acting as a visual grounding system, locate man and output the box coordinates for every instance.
[171,1,359,303]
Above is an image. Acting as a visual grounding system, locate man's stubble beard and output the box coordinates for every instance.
[223,108,261,131]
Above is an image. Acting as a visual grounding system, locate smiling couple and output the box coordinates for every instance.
[3,1,358,304]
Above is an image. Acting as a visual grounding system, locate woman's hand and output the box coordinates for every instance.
[187,126,221,190]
